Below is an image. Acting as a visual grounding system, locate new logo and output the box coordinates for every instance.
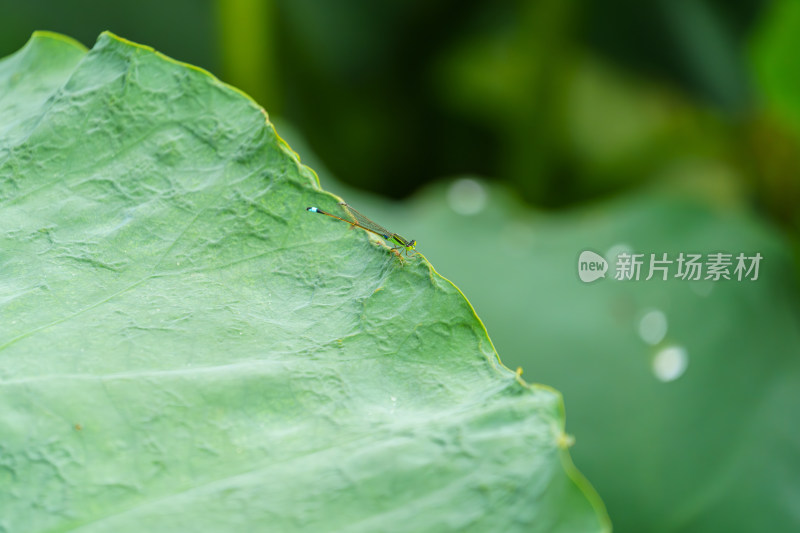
[578,250,608,283]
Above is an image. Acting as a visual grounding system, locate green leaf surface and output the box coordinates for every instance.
[0,32,609,532]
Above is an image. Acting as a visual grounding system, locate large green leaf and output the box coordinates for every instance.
[0,32,609,532]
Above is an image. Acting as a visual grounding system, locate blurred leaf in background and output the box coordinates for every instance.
[749,0,800,235]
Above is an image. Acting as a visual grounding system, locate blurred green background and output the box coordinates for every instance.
[3,0,799,531]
